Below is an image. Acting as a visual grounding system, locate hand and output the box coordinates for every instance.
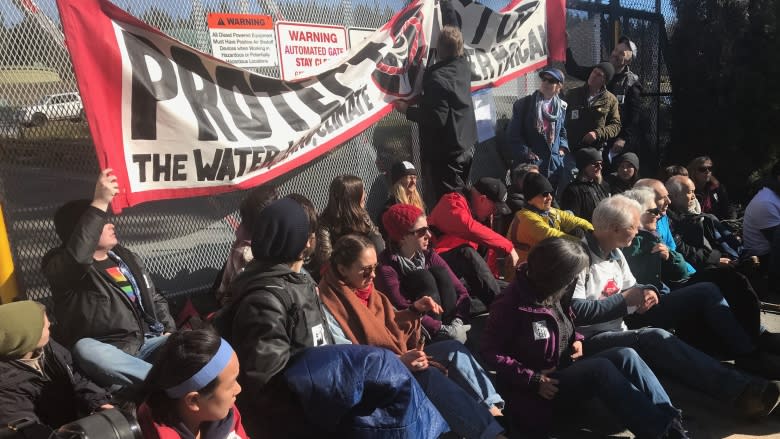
[558,148,567,156]
[528,152,540,162]
[636,289,659,314]
[611,138,626,153]
[91,169,119,212]
[622,287,658,312]
[509,248,520,268]
[651,243,670,261]
[719,258,734,268]
[414,296,443,314]
[393,100,409,114]
[537,369,559,400]
[400,349,428,372]
[582,131,597,145]
[570,340,583,361]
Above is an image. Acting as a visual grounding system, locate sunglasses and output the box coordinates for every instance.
[541,76,560,84]
[697,166,712,173]
[591,161,604,168]
[408,226,431,238]
[358,264,378,278]
[645,207,662,217]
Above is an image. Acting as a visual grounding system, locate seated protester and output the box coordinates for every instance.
[428,177,519,307]
[505,173,592,277]
[377,161,426,239]
[661,164,688,181]
[318,234,507,439]
[605,152,640,194]
[570,195,780,419]
[620,188,780,368]
[311,174,384,279]
[506,163,540,214]
[560,148,611,222]
[137,330,248,439]
[376,204,472,343]
[482,238,685,439]
[0,301,113,427]
[665,175,742,270]
[505,68,569,190]
[687,156,736,220]
[743,162,780,297]
[42,170,175,388]
[215,197,332,437]
[215,185,278,305]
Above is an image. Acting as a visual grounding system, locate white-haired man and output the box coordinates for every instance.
[570,195,780,419]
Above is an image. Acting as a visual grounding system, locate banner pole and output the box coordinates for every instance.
[0,203,20,304]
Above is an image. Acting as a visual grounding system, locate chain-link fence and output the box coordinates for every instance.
[0,0,674,305]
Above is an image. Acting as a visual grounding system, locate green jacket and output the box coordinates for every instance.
[564,85,621,150]
[622,229,689,291]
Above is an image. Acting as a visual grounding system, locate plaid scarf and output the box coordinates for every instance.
[535,93,563,146]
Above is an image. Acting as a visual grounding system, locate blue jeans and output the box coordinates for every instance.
[584,328,749,403]
[628,281,755,356]
[554,347,678,439]
[424,339,504,410]
[414,367,504,439]
[73,335,169,387]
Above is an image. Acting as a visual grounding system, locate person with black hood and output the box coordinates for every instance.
[394,25,477,201]
[377,160,427,238]
[566,36,642,171]
[41,169,176,390]
[563,61,621,155]
[605,152,640,194]
[0,301,113,428]
[560,148,612,222]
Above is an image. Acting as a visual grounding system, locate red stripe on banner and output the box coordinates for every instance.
[546,0,567,62]
[471,58,549,92]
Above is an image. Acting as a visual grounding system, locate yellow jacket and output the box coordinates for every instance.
[505,207,593,279]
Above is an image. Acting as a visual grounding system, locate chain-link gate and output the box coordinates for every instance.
[0,0,674,305]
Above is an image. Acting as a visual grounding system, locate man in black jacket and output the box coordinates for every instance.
[41,169,175,389]
[0,300,112,427]
[560,147,611,222]
[566,35,643,172]
[395,25,477,202]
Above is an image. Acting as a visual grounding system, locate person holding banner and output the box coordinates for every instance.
[42,169,176,390]
[394,25,477,202]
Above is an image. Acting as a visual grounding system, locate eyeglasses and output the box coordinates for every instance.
[408,226,430,238]
[591,161,604,168]
[358,264,378,278]
[697,166,712,173]
[541,76,560,84]
[645,207,662,217]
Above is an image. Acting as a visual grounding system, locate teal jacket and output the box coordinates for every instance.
[622,229,689,293]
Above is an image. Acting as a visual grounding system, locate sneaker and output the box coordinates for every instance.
[759,331,780,355]
[735,380,780,419]
[735,351,780,380]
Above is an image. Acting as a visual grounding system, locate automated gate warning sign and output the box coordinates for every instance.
[276,22,348,80]
[207,13,276,68]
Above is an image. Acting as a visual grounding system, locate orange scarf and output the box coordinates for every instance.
[318,268,421,355]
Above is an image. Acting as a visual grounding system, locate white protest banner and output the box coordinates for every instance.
[56,0,561,211]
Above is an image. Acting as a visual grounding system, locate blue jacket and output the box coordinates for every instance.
[284,344,449,439]
[506,91,569,180]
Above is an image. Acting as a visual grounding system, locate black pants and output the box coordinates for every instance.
[422,149,472,203]
[401,266,458,324]
[439,245,501,308]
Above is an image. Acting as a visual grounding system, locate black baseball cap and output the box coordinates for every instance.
[473,177,510,215]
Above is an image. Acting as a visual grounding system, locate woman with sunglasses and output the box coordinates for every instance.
[374,203,473,343]
[687,156,735,220]
[505,173,593,279]
[506,67,570,190]
[317,233,508,439]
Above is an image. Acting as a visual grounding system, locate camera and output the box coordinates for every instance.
[1,409,141,439]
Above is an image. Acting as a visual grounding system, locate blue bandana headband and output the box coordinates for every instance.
[165,338,234,398]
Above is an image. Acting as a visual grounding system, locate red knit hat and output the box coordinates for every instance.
[382,204,424,243]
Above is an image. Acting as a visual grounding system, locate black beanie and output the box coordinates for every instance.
[617,152,640,171]
[251,198,310,263]
[575,147,603,170]
[53,199,93,243]
[523,173,554,201]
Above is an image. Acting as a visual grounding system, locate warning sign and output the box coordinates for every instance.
[207,13,276,68]
[276,22,348,80]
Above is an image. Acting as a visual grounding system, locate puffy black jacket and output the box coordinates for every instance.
[215,262,334,438]
[0,340,110,427]
[560,179,611,222]
[41,207,175,354]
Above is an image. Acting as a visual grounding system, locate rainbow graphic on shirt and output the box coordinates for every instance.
[105,266,137,302]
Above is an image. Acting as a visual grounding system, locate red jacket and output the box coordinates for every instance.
[428,191,514,255]
[137,403,249,439]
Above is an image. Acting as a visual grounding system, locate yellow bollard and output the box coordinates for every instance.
[0,203,20,304]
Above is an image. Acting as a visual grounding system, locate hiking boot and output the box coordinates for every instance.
[759,331,780,355]
[735,380,780,419]
[735,350,780,380]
